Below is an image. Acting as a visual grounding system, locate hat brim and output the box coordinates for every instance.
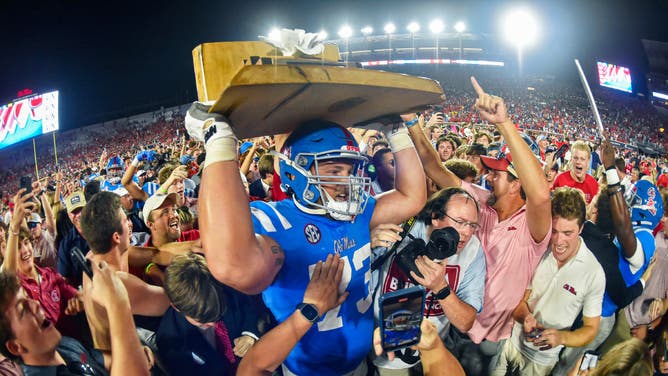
[480,156,518,178]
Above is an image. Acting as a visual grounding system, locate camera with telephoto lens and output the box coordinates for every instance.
[396,227,459,285]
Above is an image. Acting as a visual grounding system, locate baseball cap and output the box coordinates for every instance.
[65,191,87,213]
[480,151,518,178]
[239,141,253,155]
[142,193,178,226]
[111,187,129,197]
[27,213,42,224]
[137,170,147,177]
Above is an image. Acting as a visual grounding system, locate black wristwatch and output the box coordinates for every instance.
[296,302,320,323]
[433,285,451,300]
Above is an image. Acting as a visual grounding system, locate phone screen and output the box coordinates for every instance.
[379,286,425,352]
[19,176,32,194]
[580,351,599,370]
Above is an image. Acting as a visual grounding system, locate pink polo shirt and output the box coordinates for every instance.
[462,181,550,343]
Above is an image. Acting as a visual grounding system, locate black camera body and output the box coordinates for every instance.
[396,227,459,285]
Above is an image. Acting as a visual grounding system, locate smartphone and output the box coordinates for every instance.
[19,176,32,195]
[379,286,426,352]
[71,246,93,280]
[580,350,599,371]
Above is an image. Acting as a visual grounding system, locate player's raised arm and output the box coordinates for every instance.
[185,102,283,294]
[370,117,427,228]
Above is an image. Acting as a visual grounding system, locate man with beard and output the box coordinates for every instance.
[407,77,552,375]
[57,191,90,287]
[552,141,599,204]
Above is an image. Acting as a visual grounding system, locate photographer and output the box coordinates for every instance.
[371,187,486,375]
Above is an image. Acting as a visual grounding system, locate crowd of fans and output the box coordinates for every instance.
[1,68,668,376]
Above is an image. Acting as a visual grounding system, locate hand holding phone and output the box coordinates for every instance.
[71,247,93,280]
[379,286,426,352]
[579,350,599,371]
[19,176,32,195]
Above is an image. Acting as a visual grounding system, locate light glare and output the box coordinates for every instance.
[361,26,373,35]
[407,22,420,33]
[317,30,328,41]
[429,19,444,34]
[338,25,353,39]
[503,9,539,47]
[454,21,466,33]
[268,28,281,41]
[384,23,396,34]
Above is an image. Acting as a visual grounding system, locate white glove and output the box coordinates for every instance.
[184,102,236,146]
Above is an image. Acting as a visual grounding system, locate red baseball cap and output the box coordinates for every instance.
[480,152,518,178]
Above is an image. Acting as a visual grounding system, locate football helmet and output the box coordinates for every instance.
[625,179,663,229]
[106,156,124,183]
[278,121,371,221]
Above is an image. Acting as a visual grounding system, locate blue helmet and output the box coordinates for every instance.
[278,121,371,220]
[626,179,663,229]
[106,156,124,181]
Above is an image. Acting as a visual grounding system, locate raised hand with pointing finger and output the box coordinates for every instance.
[471,76,510,126]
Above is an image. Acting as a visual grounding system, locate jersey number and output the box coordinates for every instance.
[308,245,372,332]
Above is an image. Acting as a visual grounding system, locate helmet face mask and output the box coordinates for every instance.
[278,122,372,220]
[106,156,124,183]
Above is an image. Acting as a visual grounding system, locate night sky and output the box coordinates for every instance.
[2,0,667,132]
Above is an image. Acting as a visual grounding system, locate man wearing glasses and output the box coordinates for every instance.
[371,187,486,375]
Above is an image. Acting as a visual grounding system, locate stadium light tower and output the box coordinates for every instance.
[502,8,539,74]
[407,22,420,58]
[338,25,353,63]
[454,21,466,60]
[429,19,445,60]
[384,23,396,61]
[317,29,328,41]
[361,26,373,36]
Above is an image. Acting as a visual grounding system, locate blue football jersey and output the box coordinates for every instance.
[250,198,376,376]
[601,227,656,316]
[100,179,123,192]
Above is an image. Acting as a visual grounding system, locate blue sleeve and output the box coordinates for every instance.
[453,245,486,313]
[57,237,72,280]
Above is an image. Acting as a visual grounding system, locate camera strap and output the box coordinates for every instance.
[370,216,417,272]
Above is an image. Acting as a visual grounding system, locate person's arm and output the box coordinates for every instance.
[410,256,477,332]
[536,316,600,349]
[39,185,56,237]
[126,241,199,268]
[156,165,188,195]
[90,261,151,376]
[117,272,170,316]
[237,254,348,375]
[600,140,637,258]
[185,103,283,294]
[239,140,259,177]
[121,151,151,202]
[98,149,108,173]
[407,116,462,189]
[372,319,465,376]
[471,77,551,242]
[417,320,466,376]
[5,190,34,273]
[370,118,427,228]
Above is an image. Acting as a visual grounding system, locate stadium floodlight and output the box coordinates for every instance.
[502,8,539,48]
[407,22,420,34]
[454,21,466,33]
[384,23,396,34]
[429,19,444,34]
[268,28,281,41]
[361,26,373,35]
[338,25,353,39]
[316,30,328,41]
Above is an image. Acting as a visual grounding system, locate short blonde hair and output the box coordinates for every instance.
[591,338,651,376]
[571,140,591,158]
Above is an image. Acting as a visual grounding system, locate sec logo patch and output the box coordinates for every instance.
[304,224,321,244]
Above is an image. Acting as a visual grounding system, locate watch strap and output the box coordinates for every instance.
[434,285,451,300]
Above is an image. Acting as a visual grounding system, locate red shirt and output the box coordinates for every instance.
[552,171,599,204]
[19,266,78,327]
